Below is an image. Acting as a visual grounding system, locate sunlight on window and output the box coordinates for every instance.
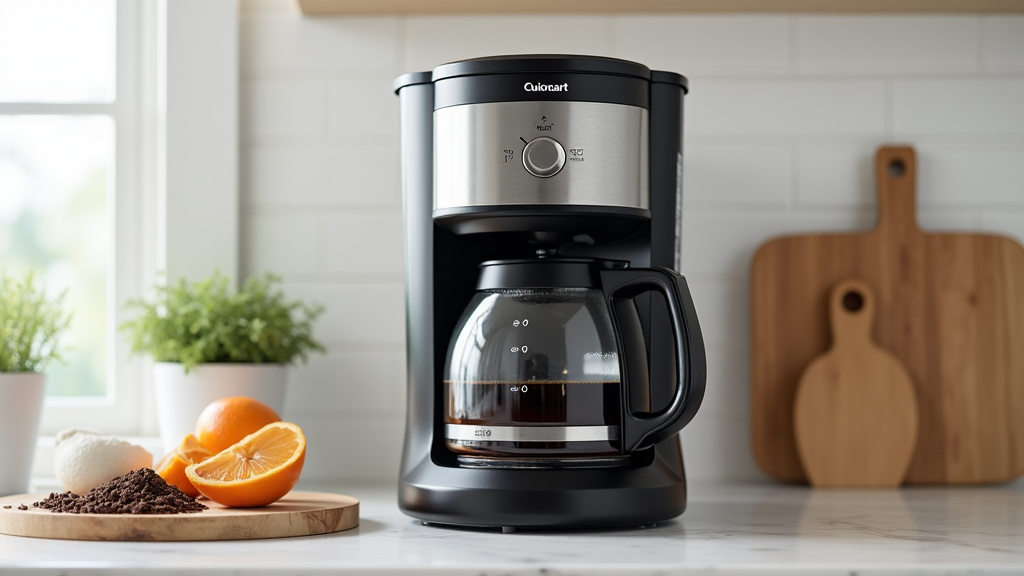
[0,116,112,397]
[0,0,117,398]
[0,0,116,103]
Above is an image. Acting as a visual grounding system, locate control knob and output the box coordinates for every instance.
[522,137,566,178]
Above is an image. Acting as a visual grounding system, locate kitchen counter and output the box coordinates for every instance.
[2,480,1023,575]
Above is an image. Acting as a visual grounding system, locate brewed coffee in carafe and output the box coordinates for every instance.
[444,286,624,460]
[443,256,700,469]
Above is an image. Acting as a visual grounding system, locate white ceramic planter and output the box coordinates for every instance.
[0,373,46,496]
[153,363,287,453]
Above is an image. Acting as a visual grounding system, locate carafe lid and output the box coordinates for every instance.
[477,258,628,290]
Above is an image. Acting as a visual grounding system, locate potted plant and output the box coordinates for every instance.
[0,271,71,496]
[121,272,324,451]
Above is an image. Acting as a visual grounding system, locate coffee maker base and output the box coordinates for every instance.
[399,442,687,530]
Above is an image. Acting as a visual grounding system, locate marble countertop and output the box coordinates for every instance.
[2,480,1023,575]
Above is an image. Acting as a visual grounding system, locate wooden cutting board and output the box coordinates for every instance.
[0,491,358,541]
[793,278,918,487]
[751,145,1024,485]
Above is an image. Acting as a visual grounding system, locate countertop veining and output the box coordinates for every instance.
[2,480,1023,575]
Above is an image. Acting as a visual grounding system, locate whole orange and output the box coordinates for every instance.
[194,397,281,453]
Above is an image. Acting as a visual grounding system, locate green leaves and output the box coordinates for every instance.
[0,271,71,373]
[120,272,325,372]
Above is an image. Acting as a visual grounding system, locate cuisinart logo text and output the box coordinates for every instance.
[524,82,568,92]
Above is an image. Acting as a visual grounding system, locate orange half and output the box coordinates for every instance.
[155,434,215,498]
[185,421,306,508]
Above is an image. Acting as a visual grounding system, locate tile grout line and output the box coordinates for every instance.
[789,143,799,214]
[317,217,329,275]
[788,14,799,78]
[977,15,987,75]
[884,77,894,142]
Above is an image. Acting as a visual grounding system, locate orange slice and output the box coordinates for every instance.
[185,421,306,508]
[154,434,215,498]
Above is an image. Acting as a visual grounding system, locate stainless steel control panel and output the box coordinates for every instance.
[434,101,649,211]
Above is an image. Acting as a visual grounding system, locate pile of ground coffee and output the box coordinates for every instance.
[33,468,207,514]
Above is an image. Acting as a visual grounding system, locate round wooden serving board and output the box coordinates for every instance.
[0,491,358,541]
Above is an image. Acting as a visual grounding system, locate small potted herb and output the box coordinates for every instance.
[0,271,71,495]
[121,272,324,451]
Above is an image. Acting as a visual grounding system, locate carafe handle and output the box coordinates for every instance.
[601,268,706,453]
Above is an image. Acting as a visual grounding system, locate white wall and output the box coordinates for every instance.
[239,1,1024,483]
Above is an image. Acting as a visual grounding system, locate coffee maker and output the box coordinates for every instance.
[394,55,706,530]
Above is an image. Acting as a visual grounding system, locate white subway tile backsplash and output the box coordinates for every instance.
[285,350,405,419]
[915,209,979,232]
[403,15,612,72]
[242,15,400,73]
[979,211,1024,246]
[681,349,759,482]
[681,211,874,281]
[893,78,1024,135]
[797,16,979,76]
[242,80,328,137]
[685,144,791,207]
[284,282,405,345]
[916,145,1024,207]
[685,280,749,354]
[983,16,1024,73]
[612,15,791,76]
[240,14,1024,485]
[680,409,762,482]
[239,0,299,16]
[700,349,751,418]
[245,145,400,208]
[328,77,400,136]
[687,80,886,136]
[296,418,403,482]
[326,213,404,276]
[243,214,321,276]
[796,144,875,208]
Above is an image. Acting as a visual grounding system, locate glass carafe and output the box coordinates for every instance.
[443,258,705,467]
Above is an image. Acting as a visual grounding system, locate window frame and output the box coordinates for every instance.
[1,0,239,439]
[1,0,144,433]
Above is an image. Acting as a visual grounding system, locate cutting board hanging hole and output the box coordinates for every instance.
[887,158,906,178]
[842,290,863,313]
[793,278,919,488]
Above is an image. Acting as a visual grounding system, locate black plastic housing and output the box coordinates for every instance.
[395,55,698,530]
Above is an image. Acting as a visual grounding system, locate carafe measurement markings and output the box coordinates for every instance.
[511,319,529,354]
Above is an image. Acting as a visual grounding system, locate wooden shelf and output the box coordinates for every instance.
[297,0,1024,15]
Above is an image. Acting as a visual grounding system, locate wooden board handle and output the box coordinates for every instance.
[829,279,874,348]
[875,146,920,235]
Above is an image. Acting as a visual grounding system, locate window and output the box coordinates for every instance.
[1,0,238,441]
[0,115,113,398]
[0,0,143,433]
[0,1,117,398]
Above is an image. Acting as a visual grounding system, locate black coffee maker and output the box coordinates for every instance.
[394,55,706,530]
